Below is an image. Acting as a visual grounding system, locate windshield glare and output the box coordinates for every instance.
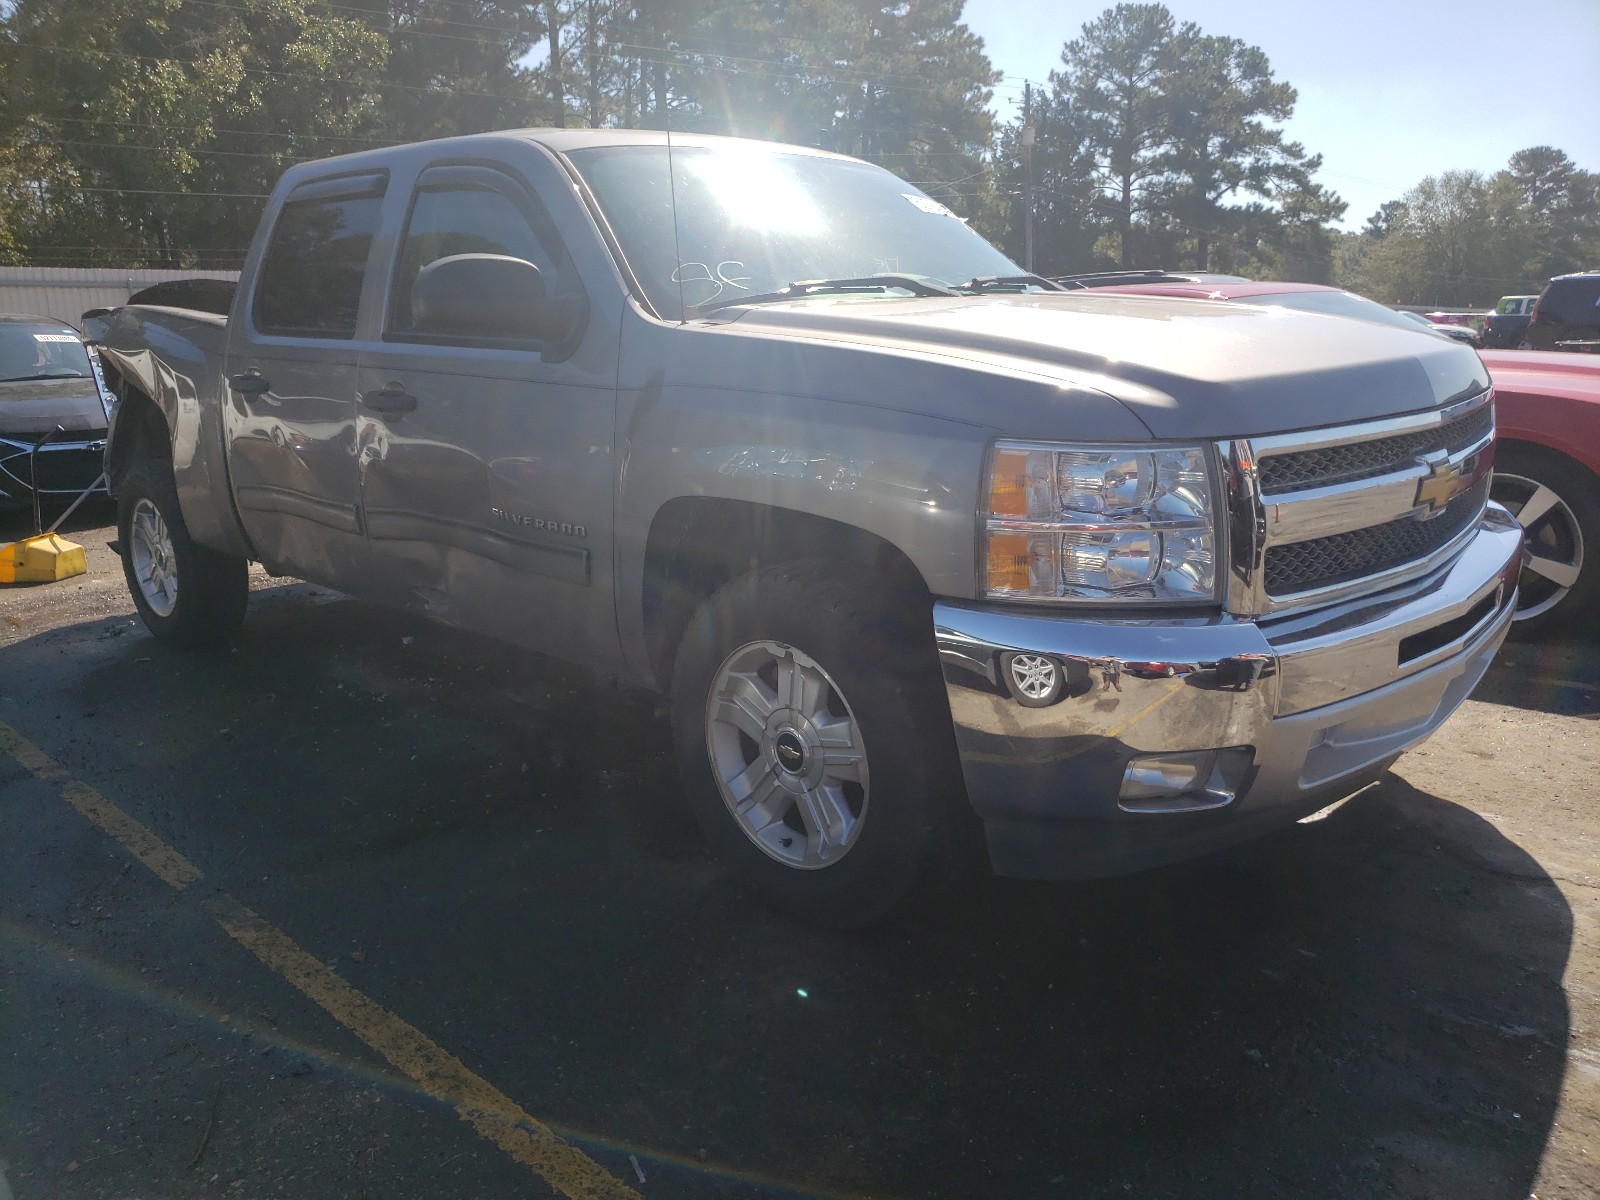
[569,143,1020,319]
[0,324,92,381]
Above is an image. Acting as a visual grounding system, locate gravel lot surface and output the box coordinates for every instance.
[2,504,1596,1199]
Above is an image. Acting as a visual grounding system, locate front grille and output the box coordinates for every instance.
[1258,404,1493,493]
[0,445,105,495]
[1264,476,1489,596]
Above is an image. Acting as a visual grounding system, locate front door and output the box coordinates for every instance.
[223,171,387,589]
[354,162,618,663]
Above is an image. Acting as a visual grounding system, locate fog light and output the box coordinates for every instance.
[1118,748,1252,813]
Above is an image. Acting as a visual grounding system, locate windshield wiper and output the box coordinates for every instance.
[696,274,960,315]
[957,274,1067,294]
[0,371,88,383]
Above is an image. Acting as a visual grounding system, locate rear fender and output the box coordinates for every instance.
[98,308,253,559]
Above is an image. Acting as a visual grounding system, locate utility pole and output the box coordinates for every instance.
[1022,81,1036,273]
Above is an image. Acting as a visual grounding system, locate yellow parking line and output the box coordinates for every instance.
[0,725,202,890]
[0,720,638,1200]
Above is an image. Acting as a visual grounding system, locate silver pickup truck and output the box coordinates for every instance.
[95,129,1523,925]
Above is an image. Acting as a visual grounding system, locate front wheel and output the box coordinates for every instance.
[671,561,963,926]
[118,462,248,647]
[1490,445,1600,637]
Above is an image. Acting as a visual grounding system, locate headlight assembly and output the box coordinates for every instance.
[982,441,1218,603]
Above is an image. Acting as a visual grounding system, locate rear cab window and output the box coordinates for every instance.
[253,172,388,339]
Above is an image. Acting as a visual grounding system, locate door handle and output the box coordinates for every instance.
[230,372,271,396]
[362,385,418,415]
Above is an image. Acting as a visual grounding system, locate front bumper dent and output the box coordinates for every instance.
[935,505,1524,880]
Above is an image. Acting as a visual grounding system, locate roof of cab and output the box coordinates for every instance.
[272,127,857,187]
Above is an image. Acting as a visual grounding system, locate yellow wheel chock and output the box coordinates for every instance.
[0,428,103,585]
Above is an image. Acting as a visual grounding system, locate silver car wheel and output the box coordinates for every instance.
[1008,652,1059,699]
[129,497,179,618]
[1491,471,1584,621]
[705,640,869,871]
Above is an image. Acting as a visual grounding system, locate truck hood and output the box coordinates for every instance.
[0,377,107,437]
[719,293,1489,440]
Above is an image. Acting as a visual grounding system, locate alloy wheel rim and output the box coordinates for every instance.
[1491,471,1584,620]
[1008,653,1058,699]
[129,498,179,618]
[705,640,869,870]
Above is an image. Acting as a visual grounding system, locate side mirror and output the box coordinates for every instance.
[410,253,583,346]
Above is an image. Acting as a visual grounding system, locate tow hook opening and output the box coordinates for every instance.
[1397,590,1499,665]
[1118,747,1254,813]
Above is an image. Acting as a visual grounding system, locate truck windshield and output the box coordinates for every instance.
[568,143,1019,320]
[0,323,93,382]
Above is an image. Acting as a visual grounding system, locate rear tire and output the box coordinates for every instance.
[118,461,248,647]
[670,560,963,927]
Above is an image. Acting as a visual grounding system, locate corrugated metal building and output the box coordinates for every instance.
[0,267,240,328]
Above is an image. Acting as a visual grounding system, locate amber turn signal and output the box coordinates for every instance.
[988,449,1033,517]
[985,532,1033,593]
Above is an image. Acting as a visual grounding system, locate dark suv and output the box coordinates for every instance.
[1522,272,1600,352]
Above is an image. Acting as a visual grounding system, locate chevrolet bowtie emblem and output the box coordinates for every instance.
[1414,457,1468,516]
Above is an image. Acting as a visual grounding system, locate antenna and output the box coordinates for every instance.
[666,119,687,324]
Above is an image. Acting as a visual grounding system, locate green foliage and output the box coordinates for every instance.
[1339,149,1600,306]
[0,0,546,267]
[996,2,1340,276]
[1,0,1585,299]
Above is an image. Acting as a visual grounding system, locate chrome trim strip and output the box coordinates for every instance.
[1264,432,1494,544]
[1264,504,1522,713]
[1219,387,1495,617]
[1247,388,1492,458]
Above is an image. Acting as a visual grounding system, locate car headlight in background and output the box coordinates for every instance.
[88,348,115,421]
[982,441,1218,603]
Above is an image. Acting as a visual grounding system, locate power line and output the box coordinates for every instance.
[18,114,399,148]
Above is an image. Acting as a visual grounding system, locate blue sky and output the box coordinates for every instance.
[961,0,1600,230]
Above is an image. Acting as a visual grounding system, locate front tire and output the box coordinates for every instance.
[670,561,962,926]
[1490,444,1600,637]
[999,650,1066,706]
[118,461,248,647]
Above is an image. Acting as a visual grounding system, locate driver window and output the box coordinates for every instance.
[388,171,575,340]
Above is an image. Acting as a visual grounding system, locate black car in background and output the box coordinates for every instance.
[1522,272,1600,352]
[0,314,112,509]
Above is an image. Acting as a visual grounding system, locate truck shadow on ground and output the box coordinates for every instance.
[8,592,1574,1200]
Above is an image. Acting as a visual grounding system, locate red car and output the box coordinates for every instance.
[1478,350,1600,631]
[1077,278,1600,635]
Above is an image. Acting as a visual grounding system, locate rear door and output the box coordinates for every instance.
[354,158,620,662]
[223,172,387,589]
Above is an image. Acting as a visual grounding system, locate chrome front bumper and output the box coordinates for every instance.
[934,505,1525,880]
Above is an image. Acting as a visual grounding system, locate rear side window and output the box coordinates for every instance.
[254,173,386,339]
[1545,278,1600,322]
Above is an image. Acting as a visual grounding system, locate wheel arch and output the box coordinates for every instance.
[98,338,254,560]
[1496,435,1600,488]
[641,497,937,692]
[104,373,172,492]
